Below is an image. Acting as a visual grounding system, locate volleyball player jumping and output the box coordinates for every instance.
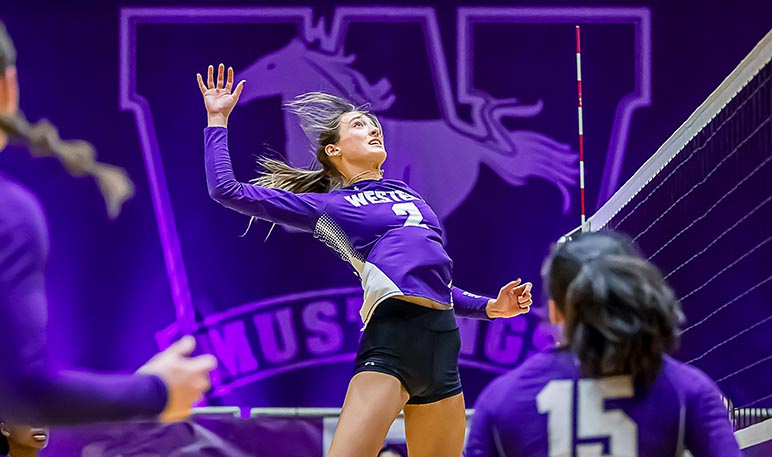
[198,63,533,457]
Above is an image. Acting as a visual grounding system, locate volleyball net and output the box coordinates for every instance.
[567,29,772,445]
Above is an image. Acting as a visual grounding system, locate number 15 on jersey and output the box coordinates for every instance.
[537,377,639,456]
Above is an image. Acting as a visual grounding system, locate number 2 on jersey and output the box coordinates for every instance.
[537,377,638,456]
[392,202,428,228]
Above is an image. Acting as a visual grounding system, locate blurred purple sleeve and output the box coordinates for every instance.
[0,176,167,425]
[204,127,326,232]
[451,286,492,320]
[683,368,742,457]
[3,369,167,426]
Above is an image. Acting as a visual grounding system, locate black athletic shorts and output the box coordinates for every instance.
[353,297,463,404]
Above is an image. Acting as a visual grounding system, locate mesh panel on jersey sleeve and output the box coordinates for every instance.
[313,213,365,271]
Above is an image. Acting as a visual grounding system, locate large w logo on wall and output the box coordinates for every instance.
[120,6,650,407]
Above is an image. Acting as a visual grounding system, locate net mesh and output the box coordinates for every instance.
[576,31,772,434]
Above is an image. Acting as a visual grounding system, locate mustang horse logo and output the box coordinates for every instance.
[239,37,577,219]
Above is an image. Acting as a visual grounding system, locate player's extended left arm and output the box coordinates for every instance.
[452,279,532,320]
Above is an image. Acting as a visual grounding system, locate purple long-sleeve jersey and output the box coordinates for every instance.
[0,171,167,425]
[465,348,741,457]
[204,127,492,325]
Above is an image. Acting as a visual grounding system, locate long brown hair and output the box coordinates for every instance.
[251,92,381,194]
[0,21,134,218]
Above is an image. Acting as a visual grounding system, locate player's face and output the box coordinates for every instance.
[1,422,50,450]
[0,66,20,151]
[334,111,386,168]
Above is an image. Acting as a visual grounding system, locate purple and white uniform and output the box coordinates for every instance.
[465,348,741,457]
[205,127,491,325]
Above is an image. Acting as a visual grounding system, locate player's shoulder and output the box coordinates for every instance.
[0,173,47,234]
[660,355,722,397]
[484,348,577,395]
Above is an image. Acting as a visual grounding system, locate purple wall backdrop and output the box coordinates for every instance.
[0,0,769,409]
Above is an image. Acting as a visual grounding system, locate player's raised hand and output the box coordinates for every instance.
[196,63,245,127]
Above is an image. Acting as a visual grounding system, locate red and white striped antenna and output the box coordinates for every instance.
[576,25,588,231]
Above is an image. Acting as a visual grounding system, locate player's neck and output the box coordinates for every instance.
[345,168,383,185]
